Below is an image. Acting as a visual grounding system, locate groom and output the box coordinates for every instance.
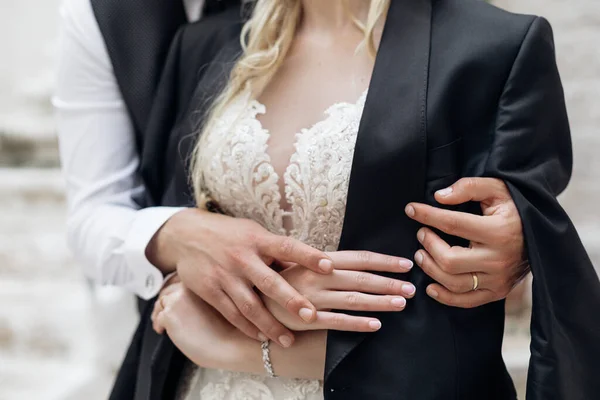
[82,0,530,398]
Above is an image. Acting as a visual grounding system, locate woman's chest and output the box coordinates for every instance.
[200,93,367,251]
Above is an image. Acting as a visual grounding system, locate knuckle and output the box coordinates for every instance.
[354,272,370,286]
[259,274,276,292]
[463,177,477,192]
[356,251,372,264]
[245,227,261,245]
[285,295,303,312]
[240,300,258,318]
[386,278,399,292]
[384,255,398,268]
[263,323,282,337]
[345,293,361,307]
[443,216,460,235]
[228,248,246,265]
[331,314,344,327]
[278,237,296,256]
[203,277,222,298]
[437,254,453,273]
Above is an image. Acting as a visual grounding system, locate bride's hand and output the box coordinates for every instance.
[152,282,241,370]
[263,251,417,332]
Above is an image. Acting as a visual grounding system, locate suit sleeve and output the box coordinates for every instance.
[481,17,600,400]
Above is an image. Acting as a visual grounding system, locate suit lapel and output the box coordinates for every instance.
[325,0,432,380]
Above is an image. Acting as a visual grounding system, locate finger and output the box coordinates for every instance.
[426,283,497,308]
[202,287,263,342]
[405,202,501,243]
[154,292,179,334]
[331,270,416,298]
[315,291,407,312]
[417,227,507,276]
[434,177,510,205]
[414,249,476,294]
[312,311,382,332]
[155,305,178,335]
[151,299,165,334]
[223,279,296,348]
[416,228,494,275]
[245,257,318,323]
[261,234,333,274]
[327,251,413,273]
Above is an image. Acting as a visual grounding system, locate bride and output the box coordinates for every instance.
[117,0,600,399]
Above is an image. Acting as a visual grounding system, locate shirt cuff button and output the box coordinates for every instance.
[146,274,155,289]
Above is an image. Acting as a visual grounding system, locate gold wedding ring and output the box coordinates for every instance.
[471,273,479,291]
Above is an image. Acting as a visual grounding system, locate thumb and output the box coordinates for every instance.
[434,177,510,205]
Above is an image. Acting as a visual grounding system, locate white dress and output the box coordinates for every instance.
[181,88,368,400]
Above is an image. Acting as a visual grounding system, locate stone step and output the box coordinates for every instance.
[0,281,137,400]
[0,169,73,282]
[0,131,58,168]
[0,168,64,202]
[0,357,101,400]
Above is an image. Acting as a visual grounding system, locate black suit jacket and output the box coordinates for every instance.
[111,1,600,399]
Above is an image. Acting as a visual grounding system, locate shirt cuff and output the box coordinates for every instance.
[123,206,186,299]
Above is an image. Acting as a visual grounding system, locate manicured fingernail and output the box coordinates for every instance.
[402,284,416,296]
[399,259,413,270]
[319,259,333,273]
[417,229,425,242]
[405,205,415,218]
[258,333,268,342]
[391,297,406,308]
[415,251,424,265]
[299,307,314,322]
[427,287,439,298]
[279,335,293,348]
[369,320,382,330]
[436,187,453,197]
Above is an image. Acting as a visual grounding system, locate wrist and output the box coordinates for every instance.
[146,208,195,274]
[215,329,264,374]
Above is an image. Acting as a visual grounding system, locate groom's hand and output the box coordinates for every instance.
[405,177,529,308]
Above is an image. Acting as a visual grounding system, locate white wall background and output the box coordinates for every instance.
[0,0,62,136]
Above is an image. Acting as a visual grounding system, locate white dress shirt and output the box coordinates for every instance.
[54,0,204,299]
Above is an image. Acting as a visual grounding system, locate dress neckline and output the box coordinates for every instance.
[242,88,369,237]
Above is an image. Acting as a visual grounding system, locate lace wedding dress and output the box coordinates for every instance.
[181,88,368,400]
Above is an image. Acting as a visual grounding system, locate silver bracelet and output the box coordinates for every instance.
[261,340,276,378]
